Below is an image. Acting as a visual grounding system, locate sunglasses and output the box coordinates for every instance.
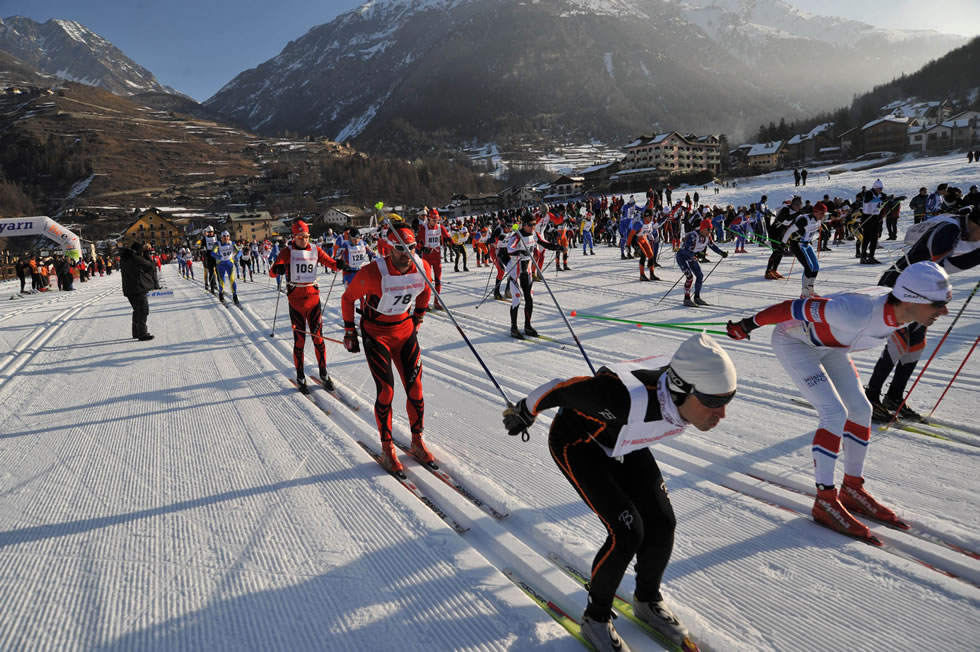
[391,243,416,253]
[929,300,949,309]
[694,389,736,409]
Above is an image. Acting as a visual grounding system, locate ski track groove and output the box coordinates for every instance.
[199,271,530,651]
[2,229,976,652]
[229,266,977,650]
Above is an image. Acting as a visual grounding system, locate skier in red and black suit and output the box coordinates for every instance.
[341,224,435,473]
[269,220,340,393]
[416,209,453,310]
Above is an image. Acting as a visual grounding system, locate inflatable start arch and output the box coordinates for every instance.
[0,216,82,260]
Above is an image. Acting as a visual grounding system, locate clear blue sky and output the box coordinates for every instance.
[1,0,364,101]
[4,1,978,102]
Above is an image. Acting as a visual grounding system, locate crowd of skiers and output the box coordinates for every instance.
[92,172,979,652]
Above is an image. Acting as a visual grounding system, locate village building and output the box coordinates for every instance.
[120,208,183,250]
[620,131,722,176]
[745,141,785,171]
[226,211,275,241]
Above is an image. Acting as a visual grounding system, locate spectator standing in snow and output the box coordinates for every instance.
[908,187,928,224]
[801,168,808,186]
[120,242,159,342]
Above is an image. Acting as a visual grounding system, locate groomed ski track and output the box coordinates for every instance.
[1,156,979,651]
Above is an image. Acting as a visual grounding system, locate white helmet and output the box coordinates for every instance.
[893,261,952,304]
[204,225,214,233]
[668,332,737,396]
[221,230,230,237]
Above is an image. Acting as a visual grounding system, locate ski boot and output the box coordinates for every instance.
[504,289,512,299]
[693,295,709,306]
[812,486,873,541]
[410,434,436,465]
[510,325,525,340]
[633,597,691,647]
[524,323,538,337]
[295,375,310,395]
[319,368,334,392]
[494,289,504,300]
[589,250,595,255]
[683,295,697,307]
[839,475,907,529]
[650,271,662,281]
[563,263,570,271]
[233,293,240,306]
[639,272,650,282]
[882,395,925,423]
[218,290,225,303]
[581,614,632,652]
[379,441,404,473]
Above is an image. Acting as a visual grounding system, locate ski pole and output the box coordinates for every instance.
[572,313,726,335]
[290,324,344,345]
[574,314,727,327]
[883,278,980,431]
[700,254,726,287]
[657,271,687,305]
[519,239,596,374]
[269,283,282,338]
[383,218,529,439]
[323,270,339,305]
[475,264,497,310]
[929,334,979,418]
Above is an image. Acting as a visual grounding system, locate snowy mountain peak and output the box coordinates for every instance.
[205,0,966,144]
[0,16,181,97]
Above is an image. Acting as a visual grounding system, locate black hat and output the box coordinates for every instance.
[348,227,360,238]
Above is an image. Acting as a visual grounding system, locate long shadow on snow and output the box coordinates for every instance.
[93,538,568,652]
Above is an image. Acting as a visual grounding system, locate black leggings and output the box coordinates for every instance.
[549,421,676,620]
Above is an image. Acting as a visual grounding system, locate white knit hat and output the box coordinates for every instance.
[893,261,952,304]
[872,179,884,190]
[668,332,737,396]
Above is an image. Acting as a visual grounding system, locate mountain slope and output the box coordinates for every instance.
[0,49,56,88]
[204,0,966,146]
[205,0,789,144]
[0,16,179,96]
[673,0,966,109]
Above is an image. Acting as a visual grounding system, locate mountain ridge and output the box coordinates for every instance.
[204,0,966,147]
[0,16,182,97]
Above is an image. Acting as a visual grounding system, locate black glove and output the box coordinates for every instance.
[271,263,285,276]
[503,399,535,437]
[343,328,360,353]
[720,250,729,258]
[727,317,758,341]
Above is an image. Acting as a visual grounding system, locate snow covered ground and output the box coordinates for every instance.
[1,154,978,651]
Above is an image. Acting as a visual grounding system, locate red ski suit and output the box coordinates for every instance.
[416,222,452,293]
[342,255,433,443]
[270,243,338,374]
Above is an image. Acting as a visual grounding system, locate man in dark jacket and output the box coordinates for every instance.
[120,241,159,341]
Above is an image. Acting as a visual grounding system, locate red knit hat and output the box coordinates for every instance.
[291,220,309,236]
[699,218,712,231]
[388,225,416,246]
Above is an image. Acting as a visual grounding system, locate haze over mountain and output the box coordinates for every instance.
[0,16,182,96]
[204,0,966,147]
